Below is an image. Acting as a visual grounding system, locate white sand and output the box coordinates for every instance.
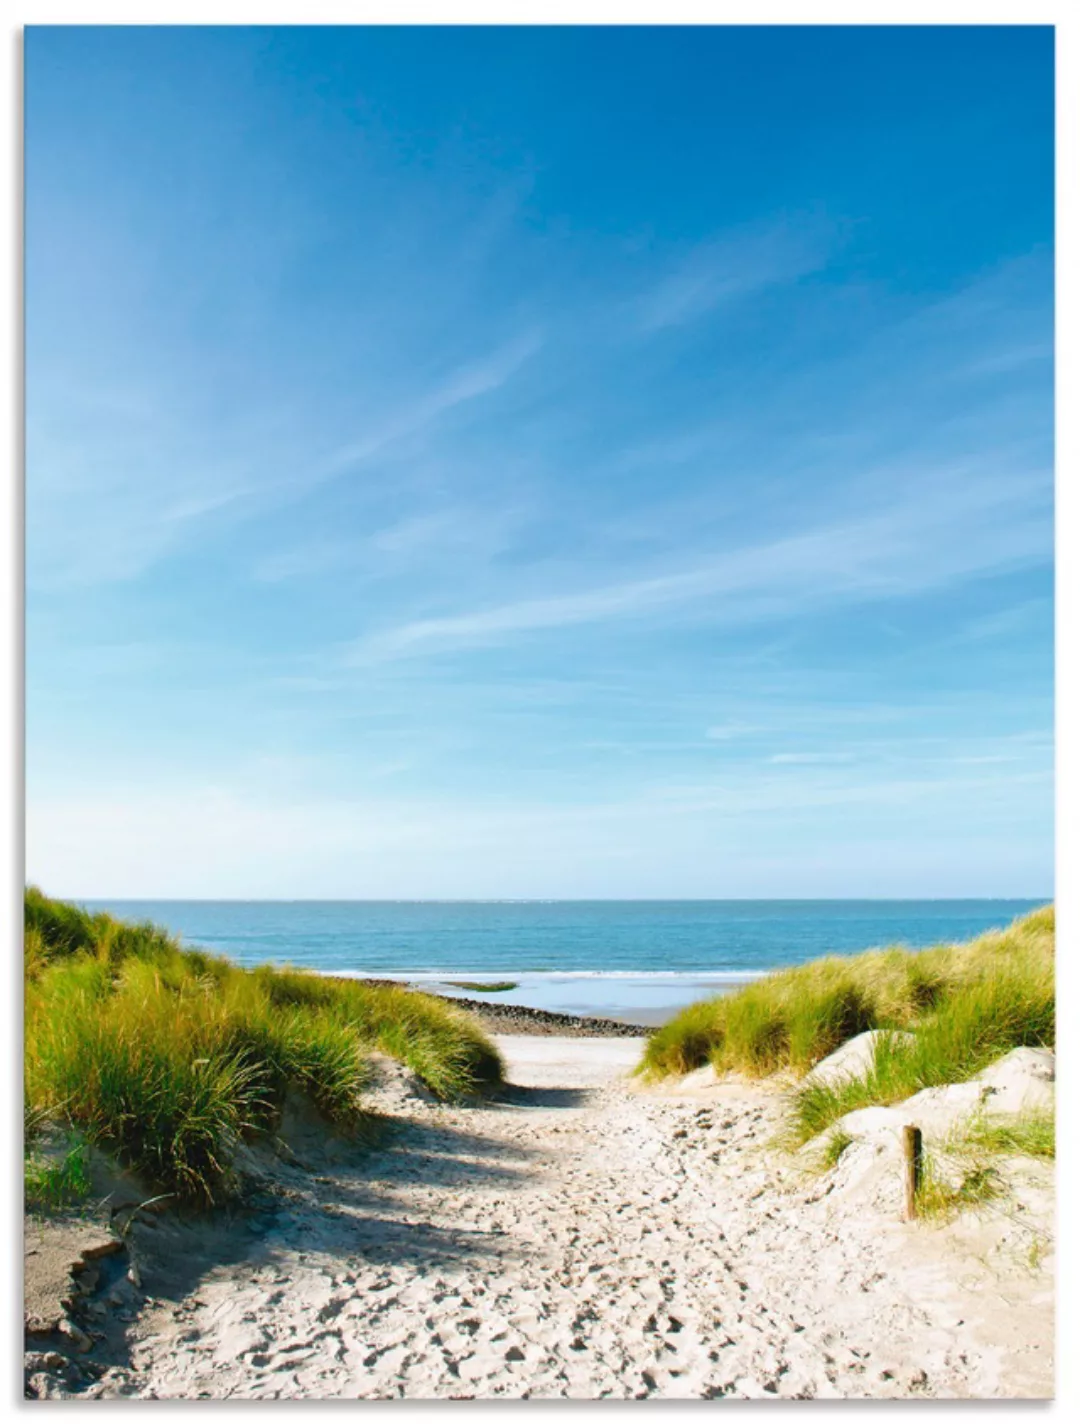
[76,1035,1053,1400]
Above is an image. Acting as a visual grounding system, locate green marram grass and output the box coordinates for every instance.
[960,1108,1055,1161]
[24,888,504,1205]
[914,1153,1003,1221]
[639,906,1054,1144]
[25,1133,93,1212]
[819,1127,855,1171]
[909,1107,1054,1222]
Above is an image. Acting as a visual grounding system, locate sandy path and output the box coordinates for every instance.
[82,1036,1052,1400]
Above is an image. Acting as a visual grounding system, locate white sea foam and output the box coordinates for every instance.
[314,967,769,1019]
[320,969,770,982]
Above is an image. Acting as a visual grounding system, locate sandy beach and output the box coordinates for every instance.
[29,1033,1053,1401]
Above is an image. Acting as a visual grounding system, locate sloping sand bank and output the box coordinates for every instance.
[39,1035,1052,1400]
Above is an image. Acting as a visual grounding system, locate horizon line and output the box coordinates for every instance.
[69,894,1053,905]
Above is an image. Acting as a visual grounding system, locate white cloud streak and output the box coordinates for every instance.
[769,752,855,764]
[638,214,838,332]
[345,468,1050,664]
[27,332,542,592]
[318,331,542,479]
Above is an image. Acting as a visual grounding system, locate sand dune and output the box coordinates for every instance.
[32,1035,1053,1400]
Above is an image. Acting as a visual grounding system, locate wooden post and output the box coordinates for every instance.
[902,1124,923,1221]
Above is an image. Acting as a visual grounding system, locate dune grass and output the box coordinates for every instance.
[790,956,1053,1142]
[250,966,504,1103]
[907,1106,1055,1222]
[815,1109,1052,1221]
[25,1133,93,1212]
[915,1153,1003,1220]
[960,1108,1055,1161]
[639,907,1054,1144]
[24,888,504,1204]
[818,1127,855,1171]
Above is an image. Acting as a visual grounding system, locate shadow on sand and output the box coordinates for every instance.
[60,1084,586,1387]
[497,1083,593,1110]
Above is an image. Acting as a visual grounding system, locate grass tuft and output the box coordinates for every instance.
[25,889,504,1205]
[638,907,1054,1156]
[820,1127,854,1170]
[915,1154,1003,1220]
[789,950,1054,1143]
[960,1108,1055,1161]
[640,906,1052,1088]
[25,1134,92,1211]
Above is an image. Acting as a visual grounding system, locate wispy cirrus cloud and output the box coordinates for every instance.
[705,721,762,741]
[960,598,1050,642]
[637,213,839,332]
[769,752,855,765]
[317,330,543,480]
[252,503,528,585]
[27,330,543,592]
[344,465,1049,664]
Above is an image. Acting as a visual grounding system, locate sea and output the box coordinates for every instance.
[81,899,1043,1023]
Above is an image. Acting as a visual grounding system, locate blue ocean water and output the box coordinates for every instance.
[82,899,1043,1020]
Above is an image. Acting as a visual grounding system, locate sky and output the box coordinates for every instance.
[25,25,1054,899]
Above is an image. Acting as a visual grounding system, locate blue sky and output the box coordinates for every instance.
[25,25,1054,898]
